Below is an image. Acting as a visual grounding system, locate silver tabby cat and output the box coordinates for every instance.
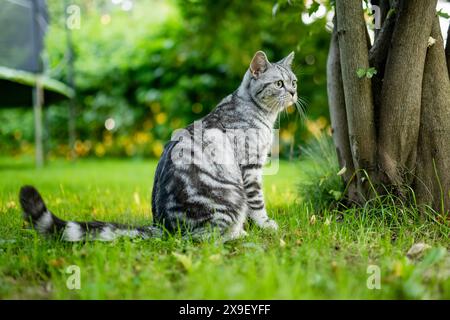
[18,50,298,241]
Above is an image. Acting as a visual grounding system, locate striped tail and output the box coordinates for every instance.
[19,186,163,241]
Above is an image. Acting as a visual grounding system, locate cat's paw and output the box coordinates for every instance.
[224,228,248,242]
[260,219,278,231]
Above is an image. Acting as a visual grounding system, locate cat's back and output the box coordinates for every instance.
[151,95,246,230]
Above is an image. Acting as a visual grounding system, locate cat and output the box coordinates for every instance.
[19,50,298,242]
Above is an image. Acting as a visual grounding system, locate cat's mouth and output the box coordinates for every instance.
[284,95,297,108]
[284,102,293,109]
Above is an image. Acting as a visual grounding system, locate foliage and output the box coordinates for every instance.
[0,0,332,158]
[297,134,345,211]
[357,67,378,79]
[437,9,450,19]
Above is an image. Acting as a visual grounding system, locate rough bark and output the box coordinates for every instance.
[446,24,450,76]
[327,22,359,203]
[415,18,450,213]
[329,0,450,215]
[377,0,437,188]
[335,0,378,200]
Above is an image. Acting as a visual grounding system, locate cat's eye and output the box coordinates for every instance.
[292,80,297,88]
[275,80,284,88]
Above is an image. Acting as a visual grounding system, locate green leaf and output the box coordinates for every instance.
[308,1,320,17]
[366,67,378,79]
[356,67,377,79]
[437,9,450,19]
[356,68,367,79]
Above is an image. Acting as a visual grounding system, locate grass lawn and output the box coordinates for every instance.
[0,156,449,299]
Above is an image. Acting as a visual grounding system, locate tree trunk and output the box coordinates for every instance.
[335,0,377,200]
[327,0,450,214]
[415,18,450,213]
[327,21,359,203]
[378,0,437,187]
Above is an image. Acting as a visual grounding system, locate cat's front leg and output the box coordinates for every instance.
[242,164,278,231]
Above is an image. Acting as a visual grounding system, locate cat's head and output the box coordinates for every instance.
[247,50,297,112]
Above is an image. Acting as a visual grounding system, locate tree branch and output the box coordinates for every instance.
[327,19,359,203]
[415,18,450,213]
[335,1,377,199]
[369,3,397,73]
[377,0,437,187]
[369,1,397,122]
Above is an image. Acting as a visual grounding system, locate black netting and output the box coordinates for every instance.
[0,0,48,73]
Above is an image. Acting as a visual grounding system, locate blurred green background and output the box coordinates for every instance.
[0,0,332,160]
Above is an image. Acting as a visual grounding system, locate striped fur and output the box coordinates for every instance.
[19,50,297,242]
[152,51,297,240]
[19,186,162,241]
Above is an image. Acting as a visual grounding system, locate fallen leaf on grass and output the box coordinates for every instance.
[407,243,431,260]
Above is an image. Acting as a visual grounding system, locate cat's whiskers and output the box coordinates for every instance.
[295,96,308,121]
[265,97,281,113]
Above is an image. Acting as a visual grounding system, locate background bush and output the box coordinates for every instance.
[297,134,344,211]
[0,0,332,159]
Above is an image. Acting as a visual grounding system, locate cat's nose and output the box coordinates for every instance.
[288,90,296,98]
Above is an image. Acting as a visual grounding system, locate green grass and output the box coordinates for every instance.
[0,156,449,299]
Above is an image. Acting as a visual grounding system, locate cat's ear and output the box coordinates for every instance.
[278,51,295,68]
[250,51,271,78]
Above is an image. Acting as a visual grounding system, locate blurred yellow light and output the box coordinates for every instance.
[74,140,90,157]
[280,129,294,143]
[306,117,328,138]
[155,113,167,125]
[135,132,150,144]
[152,141,164,157]
[95,144,106,157]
